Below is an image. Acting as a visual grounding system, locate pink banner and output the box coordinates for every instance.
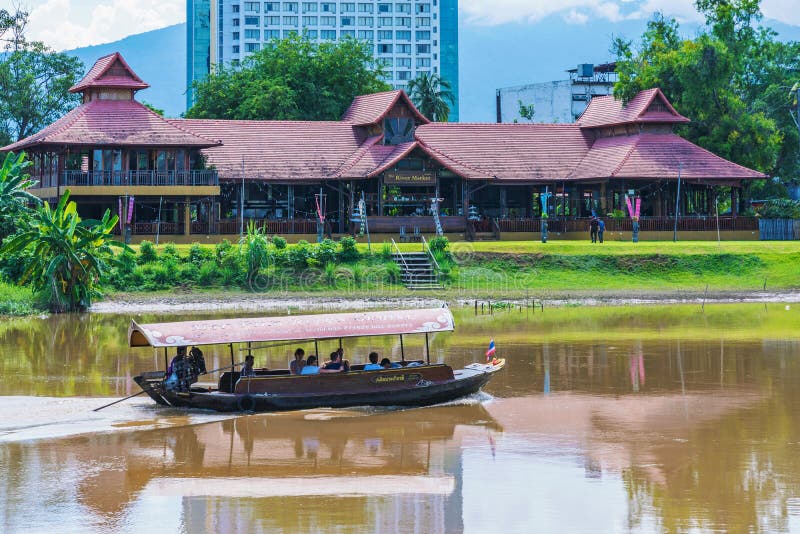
[118,197,123,230]
[625,195,634,218]
[634,197,641,218]
[127,196,134,224]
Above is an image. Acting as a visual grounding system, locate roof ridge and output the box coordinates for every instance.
[331,135,383,178]
[150,103,220,144]
[610,134,642,177]
[368,141,419,178]
[415,137,492,179]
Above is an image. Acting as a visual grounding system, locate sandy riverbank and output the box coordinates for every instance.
[89,290,800,314]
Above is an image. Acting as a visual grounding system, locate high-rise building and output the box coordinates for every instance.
[187,0,459,121]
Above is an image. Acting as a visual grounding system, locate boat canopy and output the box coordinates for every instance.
[128,308,455,348]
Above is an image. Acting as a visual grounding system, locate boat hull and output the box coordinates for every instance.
[133,361,504,413]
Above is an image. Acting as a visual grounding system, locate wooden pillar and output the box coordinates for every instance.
[184,195,191,235]
[600,182,607,215]
[499,186,507,218]
[731,188,738,217]
[339,184,345,234]
[288,184,295,233]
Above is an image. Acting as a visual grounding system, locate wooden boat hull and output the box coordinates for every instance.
[134,360,505,413]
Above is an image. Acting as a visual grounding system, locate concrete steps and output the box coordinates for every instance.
[391,252,442,290]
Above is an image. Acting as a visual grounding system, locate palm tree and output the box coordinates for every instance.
[0,151,40,239]
[407,73,455,122]
[1,190,128,312]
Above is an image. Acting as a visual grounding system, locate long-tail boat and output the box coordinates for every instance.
[131,307,505,412]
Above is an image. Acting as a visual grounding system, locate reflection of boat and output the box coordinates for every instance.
[130,308,505,412]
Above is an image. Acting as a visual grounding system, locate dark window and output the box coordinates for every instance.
[383,118,414,145]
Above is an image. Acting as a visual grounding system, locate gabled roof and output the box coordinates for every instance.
[570,133,765,180]
[415,123,594,181]
[69,52,150,93]
[576,88,689,128]
[2,100,219,152]
[341,90,430,126]
[172,119,370,181]
[335,139,419,178]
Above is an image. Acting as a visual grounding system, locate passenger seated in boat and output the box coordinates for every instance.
[321,351,346,373]
[363,352,382,371]
[241,354,256,377]
[188,346,206,382]
[290,348,306,375]
[166,346,189,391]
[301,355,320,374]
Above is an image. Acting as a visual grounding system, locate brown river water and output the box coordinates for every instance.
[1,303,800,533]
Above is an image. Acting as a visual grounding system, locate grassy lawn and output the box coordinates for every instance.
[0,282,43,315]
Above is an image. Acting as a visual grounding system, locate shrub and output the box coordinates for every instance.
[316,238,338,265]
[139,263,177,290]
[427,236,449,254]
[178,263,200,285]
[161,243,181,261]
[188,243,214,267]
[379,242,392,260]
[271,235,287,249]
[138,240,158,264]
[384,261,402,284]
[197,261,221,286]
[351,263,366,287]
[324,261,337,286]
[240,221,270,281]
[215,239,234,264]
[756,199,800,219]
[288,240,312,269]
[338,236,360,262]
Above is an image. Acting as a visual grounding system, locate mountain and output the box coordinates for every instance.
[67,24,186,118]
[68,18,800,122]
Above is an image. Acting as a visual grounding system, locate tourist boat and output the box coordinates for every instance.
[130,307,505,412]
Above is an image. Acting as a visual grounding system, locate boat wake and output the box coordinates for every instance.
[0,396,236,443]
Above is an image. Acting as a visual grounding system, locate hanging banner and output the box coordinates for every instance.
[384,170,435,186]
[127,196,135,224]
[118,197,123,231]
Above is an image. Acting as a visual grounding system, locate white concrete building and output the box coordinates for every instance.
[188,0,460,119]
[495,63,617,124]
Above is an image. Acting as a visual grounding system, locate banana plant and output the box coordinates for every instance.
[1,190,129,312]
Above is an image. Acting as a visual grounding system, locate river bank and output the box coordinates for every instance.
[89,288,800,314]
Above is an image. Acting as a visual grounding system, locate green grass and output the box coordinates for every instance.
[107,240,800,298]
[0,282,45,316]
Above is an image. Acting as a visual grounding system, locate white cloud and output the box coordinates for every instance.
[461,0,800,27]
[563,9,589,25]
[24,0,184,50]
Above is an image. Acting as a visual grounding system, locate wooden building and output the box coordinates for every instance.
[3,53,765,242]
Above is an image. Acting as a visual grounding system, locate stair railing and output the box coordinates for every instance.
[420,235,440,271]
[390,238,410,272]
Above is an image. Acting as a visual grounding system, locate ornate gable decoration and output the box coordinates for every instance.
[69,52,150,94]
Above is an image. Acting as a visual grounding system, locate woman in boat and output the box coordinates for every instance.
[301,355,320,375]
[289,348,306,375]
[321,351,346,373]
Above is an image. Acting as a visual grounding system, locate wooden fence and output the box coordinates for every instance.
[759,219,800,240]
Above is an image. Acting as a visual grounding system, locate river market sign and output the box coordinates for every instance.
[384,170,435,186]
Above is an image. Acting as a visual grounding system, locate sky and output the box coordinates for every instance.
[18,0,800,51]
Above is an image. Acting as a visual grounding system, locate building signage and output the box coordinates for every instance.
[384,170,436,186]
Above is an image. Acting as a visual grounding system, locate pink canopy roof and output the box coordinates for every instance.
[129,308,455,348]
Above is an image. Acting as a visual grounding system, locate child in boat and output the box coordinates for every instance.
[363,352,382,371]
[290,348,306,375]
[301,355,320,374]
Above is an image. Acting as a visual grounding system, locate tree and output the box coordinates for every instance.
[611,2,800,192]
[0,151,40,240]
[0,7,84,143]
[187,34,390,120]
[406,72,455,122]
[0,191,128,312]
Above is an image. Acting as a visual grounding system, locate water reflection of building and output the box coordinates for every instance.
[3,404,499,532]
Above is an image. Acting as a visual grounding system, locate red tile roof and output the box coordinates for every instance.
[172,119,370,181]
[2,100,219,151]
[577,88,689,128]
[571,134,765,180]
[341,90,430,126]
[415,123,594,181]
[69,52,149,93]
[337,140,419,178]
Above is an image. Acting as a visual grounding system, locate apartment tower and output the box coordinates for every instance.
[187,0,459,120]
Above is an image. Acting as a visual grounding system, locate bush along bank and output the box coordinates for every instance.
[107,235,413,292]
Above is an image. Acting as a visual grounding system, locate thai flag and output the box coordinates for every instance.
[486,339,496,361]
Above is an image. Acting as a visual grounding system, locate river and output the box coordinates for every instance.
[1,303,799,533]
